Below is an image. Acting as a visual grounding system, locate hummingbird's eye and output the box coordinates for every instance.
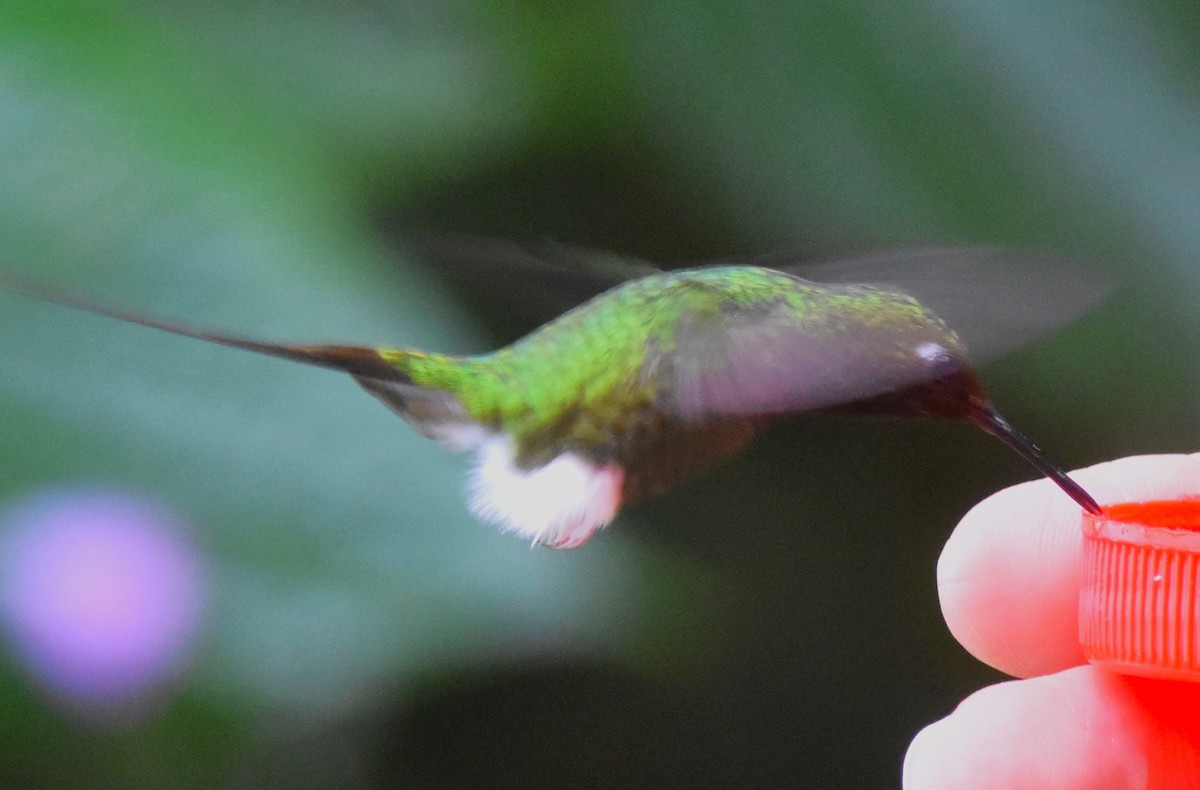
[915,341,949,363]
[914,341,961,374]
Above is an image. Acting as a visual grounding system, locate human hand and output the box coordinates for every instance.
[904,454,1200,790]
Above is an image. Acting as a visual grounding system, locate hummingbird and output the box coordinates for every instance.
[0,243,1103,549]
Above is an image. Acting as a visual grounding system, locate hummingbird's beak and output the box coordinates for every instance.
[970,404,1102,515]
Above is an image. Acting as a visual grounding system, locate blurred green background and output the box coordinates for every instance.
[0,1,1196,787]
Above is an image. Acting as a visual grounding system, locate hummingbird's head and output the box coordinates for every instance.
[826,328,1102,514]
[820,329,989,423]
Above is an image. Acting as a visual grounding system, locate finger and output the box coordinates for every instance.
[938,453,1200,678]
[904,665,1200,790]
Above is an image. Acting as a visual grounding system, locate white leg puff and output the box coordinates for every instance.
[467,436,624,549]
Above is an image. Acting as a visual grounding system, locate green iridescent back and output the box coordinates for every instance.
[379,266,958,480]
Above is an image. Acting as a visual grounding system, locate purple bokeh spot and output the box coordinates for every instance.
[0,487,209,710]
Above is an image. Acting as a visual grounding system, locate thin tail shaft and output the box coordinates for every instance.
[0,272,408,382]
[972,405,1101,515]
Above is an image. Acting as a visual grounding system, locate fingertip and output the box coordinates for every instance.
[937,477,1084,677]
[901,720,942,790]
[907,668,1200,790]
[1074,454,1200,504]
[938,454,1200,677]
[904,668,1149,790]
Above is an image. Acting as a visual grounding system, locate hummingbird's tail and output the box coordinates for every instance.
[0,272,410,382]
[970,404,1102,515]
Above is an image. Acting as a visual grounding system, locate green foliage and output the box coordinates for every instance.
[0,2,668,784]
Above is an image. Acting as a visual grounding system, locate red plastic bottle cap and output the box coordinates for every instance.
[1080,499,1200,681]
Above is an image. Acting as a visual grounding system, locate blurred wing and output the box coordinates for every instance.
[404,234,660,326]
[754,247,1112,362]
[667,283,961,421]
[411,237,1110,365]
